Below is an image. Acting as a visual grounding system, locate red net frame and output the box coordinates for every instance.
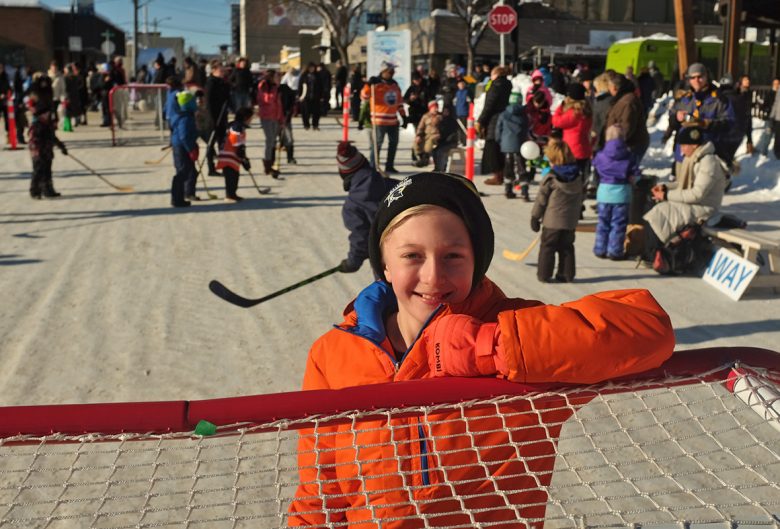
[0,347,777,528]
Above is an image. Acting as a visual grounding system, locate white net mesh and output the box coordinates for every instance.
[109,84,168,147]
[0,363,778,528]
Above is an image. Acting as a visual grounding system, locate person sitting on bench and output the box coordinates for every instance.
[641,126,729,265]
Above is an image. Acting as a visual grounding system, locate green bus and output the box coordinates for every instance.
[606,36,772,84]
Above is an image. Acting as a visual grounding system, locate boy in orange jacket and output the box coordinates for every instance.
[288,171,675,527]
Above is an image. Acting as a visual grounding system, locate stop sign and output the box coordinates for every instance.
[488,4,518,34]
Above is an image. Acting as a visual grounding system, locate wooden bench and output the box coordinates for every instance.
[703,227,780,290]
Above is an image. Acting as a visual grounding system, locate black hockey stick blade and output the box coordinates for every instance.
[209,265,341,308]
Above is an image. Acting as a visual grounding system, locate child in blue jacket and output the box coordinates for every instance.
[591,125,637,260]
[495,100,529,200]
[168,90,199,207]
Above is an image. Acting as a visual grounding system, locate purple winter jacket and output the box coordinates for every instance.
[592,138,638,185]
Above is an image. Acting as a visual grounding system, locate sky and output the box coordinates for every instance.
[47,0,235,55]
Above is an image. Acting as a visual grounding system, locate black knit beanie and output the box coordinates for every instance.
[368,172,494,290]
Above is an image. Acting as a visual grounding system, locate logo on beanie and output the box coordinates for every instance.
[384,178,412,206]
[690,129,700,141]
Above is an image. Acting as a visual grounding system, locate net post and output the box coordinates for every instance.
[465,102,475,181]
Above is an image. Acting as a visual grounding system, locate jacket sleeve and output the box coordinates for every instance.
[552,106,575,130]
[667,153,724,204]
[495,289,675,384]
[530,177,551,220]
[288,340,349,526]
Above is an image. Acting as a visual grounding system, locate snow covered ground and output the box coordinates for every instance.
[0,108,778,408]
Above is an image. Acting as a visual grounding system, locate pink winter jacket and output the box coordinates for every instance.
[552,105,593,160]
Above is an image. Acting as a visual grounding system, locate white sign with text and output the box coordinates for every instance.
[702,248,759,301]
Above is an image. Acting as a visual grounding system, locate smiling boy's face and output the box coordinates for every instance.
[382,206,474,332]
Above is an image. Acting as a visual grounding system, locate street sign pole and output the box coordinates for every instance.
[499,0,505,67]
[488,3,517,68]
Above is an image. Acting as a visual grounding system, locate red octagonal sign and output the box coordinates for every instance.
[488,4,517,34]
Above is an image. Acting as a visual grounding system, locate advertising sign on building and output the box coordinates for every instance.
[366,30,412,94]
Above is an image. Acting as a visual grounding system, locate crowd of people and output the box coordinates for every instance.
[1,54,774,270]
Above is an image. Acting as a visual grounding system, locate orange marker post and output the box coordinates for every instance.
[465,102,475,181]
[342,85,350,142]
[6,90,19,150]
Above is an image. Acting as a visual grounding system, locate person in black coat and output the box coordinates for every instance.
[204,60,231,175]
[298,63,323,130]
[317,63,332,118]
[477,66,512,185]
[349,66,364,123]
[335,141,398,274]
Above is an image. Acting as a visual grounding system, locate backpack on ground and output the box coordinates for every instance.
[652,223,714,276]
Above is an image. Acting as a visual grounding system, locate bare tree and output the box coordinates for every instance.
[290,0,370,68]
[449,0,493,74]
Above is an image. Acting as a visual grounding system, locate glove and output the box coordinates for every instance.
[746,142,754,155]
[530,217,541,233]
[350,281,397,343]
[401,116,409,129]
[474,122,483,138]
[338,259,361,273]
[422,314,504,378]
[241,158,251,170]
[59,145,68,156]
[188,147,199,162]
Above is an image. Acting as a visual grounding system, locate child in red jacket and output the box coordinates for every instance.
[288,171,675,527]
[552,83,593,177]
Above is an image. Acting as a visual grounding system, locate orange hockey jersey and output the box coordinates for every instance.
[361,77,405,126]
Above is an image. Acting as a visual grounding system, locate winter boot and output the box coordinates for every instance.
[484,173,503,186]
[504,182,516,199]
[42,180,61,199]
[262,159,272,175]
[520,183,530,202]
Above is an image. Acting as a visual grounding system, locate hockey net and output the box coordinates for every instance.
[108,83,169,147]
[0,347,778,528]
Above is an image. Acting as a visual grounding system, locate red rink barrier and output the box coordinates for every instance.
[5,90,19,150]
[0,347,776,439]
[465,102,475,181]
[342,85,350,142]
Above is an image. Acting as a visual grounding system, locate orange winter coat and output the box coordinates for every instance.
[288,279,675,527]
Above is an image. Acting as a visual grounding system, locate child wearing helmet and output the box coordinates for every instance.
[288,171,675,527]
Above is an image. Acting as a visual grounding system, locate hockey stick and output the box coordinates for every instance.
[197,165,218,200]
[195,101,229,200]
[144,145,172,165]
[67,153,134,193]
[270,129,283,179]
[502,234,541,262]
[209,265,340,308]
[245,168,271,195]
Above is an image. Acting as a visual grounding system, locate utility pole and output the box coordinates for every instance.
[133,0,138,77]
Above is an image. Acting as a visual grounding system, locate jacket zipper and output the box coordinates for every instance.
[334,305,444,488]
